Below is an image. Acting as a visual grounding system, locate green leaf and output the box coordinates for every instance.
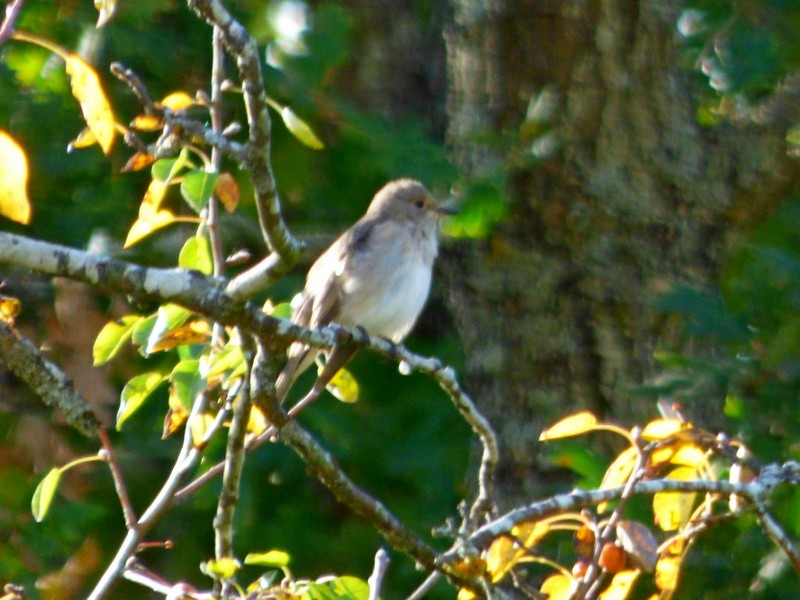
[180,170,219,213]
[170,359,205,409]
[151,148,190,183]
[146,304,192,355]
[31,467,62,522]
[266,301,293,320]
[281,107,324,150]
[244,549,291,568]
[92,315,141,365]
[205,342,245,381]
[131,314,158,354]
[179,235,214,275]
[117,371,167,430]
[299,576,370,600]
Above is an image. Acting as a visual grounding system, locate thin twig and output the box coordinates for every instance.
[0,0,25,44]
[753,497,800,574]
[87,397,227,600]
[187,0,304,296]
[97,428,137,529]
[406,572,441,600]
[368,548,390,600]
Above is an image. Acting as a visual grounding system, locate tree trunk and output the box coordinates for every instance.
[443,0,800,504]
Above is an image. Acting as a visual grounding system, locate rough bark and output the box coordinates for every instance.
[443,0,800,503]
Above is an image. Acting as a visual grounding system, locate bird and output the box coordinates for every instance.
[275,178,454,407]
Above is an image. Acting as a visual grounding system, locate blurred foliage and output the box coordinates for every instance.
[0,1,470,598]
[678,0,800,104]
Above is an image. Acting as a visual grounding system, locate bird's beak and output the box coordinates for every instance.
[436,205,458,216]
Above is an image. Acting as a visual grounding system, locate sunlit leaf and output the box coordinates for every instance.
[0,131,31,224]
[655,538,686,592]
[215,172,240,212]
[179,235,214,275]
[94,0,117,27]
[653,466,698,531]
[93,315,141,365]
[146,304,192,354]
[163,391,189,438]
[131,314,158,353]
[540,411,599,440]
[265,301,293,320]
[150,320,211,352]
[299,576,370,600]
[67,127,97,151]
[325,367,359,403]
[0,295,21,323]
[486,522,549,584]
[641,419,686,441]
[247,405,269,436]
[124,204,178,248]
[201,557,241,580]
[244,550,291,568]
[598,570,640,600]
[206,342,246,383]
[189,412,215,447]
[598,446,640,512]
[160,91,195,111]
[31,467,62,522]
[170,359,206,408]
[181,170,219,213]
[539,574,574,599]
[130,114,163,131]
[651,443,706,469]
[121,151,156,173]
[281,107,324,149]
[117,371,167,430]
[152,154,189,182]
[64,54,115,154]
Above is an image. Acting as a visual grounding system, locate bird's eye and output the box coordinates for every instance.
[414,198,425,209]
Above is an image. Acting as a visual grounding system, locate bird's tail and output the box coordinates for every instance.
[275,344,316,403]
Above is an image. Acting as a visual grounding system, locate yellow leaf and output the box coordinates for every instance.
[653,466,698,531]
[67,127,97,151]
[202,557,241,580]
[244,549,291,567]
[65,55,116,154]
[149,320,211,352]
[651,443,706,469]
[598,570,640,600]
[486,522,550,584]
[0,131,31,224]
[539,411,598,441]
[540,574,574,599]
[121,152,156,173]
[130,114,163,131]
[247,405,269,436]
[654,538,686,592]
[641,419,686,441]
[457,589,478,600]
[0,295,21,323]
[160,91,195,111]
[142,179,169,210]
[281,107,324,149]
[215,172,240,212]
[94,0,117,27]
[124,204,177,248]
[162,393,189,438]
[512,520,550,548]
[598,446,639,512]
[189,412,215,448]
[325,367,359,403]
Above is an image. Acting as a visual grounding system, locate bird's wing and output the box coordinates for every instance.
[276,220,374,402]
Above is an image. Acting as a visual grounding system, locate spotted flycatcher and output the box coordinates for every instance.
[276,178,453,404]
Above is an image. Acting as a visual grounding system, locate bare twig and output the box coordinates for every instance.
[0,0,25,44]
[98,428,137,529]
[0,320,98,436]
[213,361,252,568]
[368,548,390,600]
[406,572,441,600]
[187,0,304,296]
[87,397,228,600]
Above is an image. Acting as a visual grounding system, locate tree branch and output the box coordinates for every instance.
[187,0,304,295]
[0,320,98,436]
